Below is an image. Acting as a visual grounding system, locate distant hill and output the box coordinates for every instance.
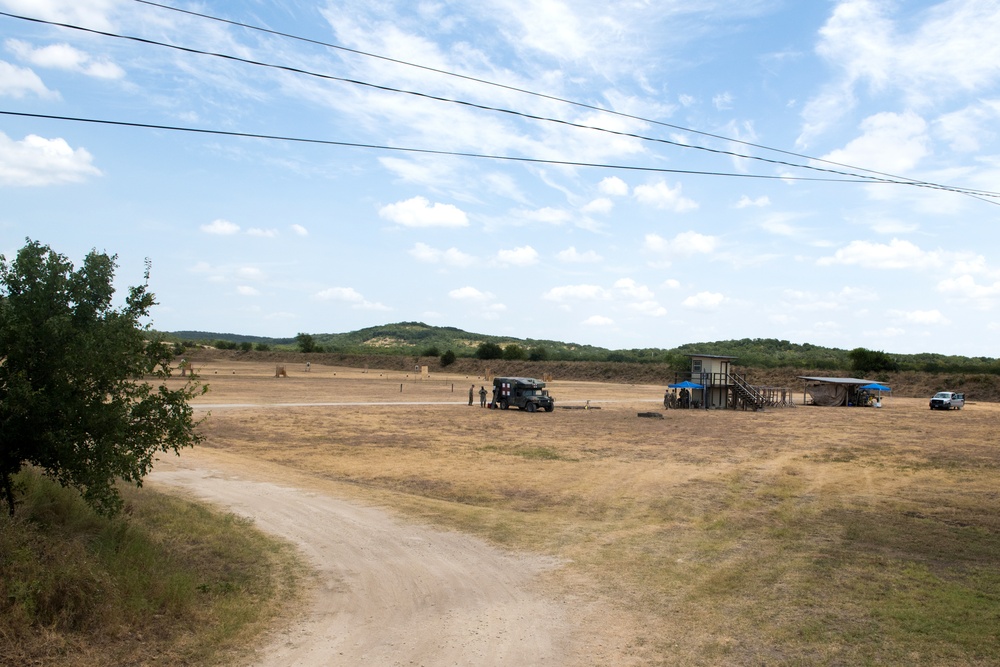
[164,321,999,374]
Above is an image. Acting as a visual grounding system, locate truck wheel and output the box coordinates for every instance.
[525,402,537,413]
[545,405,554,412]
[500,399,509,410]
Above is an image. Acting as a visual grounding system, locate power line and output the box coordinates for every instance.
[129,0,996,198]
[0,109,883,183]
[2,8,997,202]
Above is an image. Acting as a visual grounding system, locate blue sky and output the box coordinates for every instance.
[2,0,1000,356]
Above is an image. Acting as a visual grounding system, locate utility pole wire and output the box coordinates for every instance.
[129,0,999,198]
[0,109,886,183]
[1,8,997,202]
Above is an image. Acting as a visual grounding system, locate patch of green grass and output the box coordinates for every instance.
[0,469,303,666]
[515,446,565,460]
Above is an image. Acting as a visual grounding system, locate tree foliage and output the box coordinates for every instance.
[475,342,504,360]
[502,344,526,360]
[849,347,900,374]
[0,240,205,516]
[440,349,456,367]
[295,332,319,353]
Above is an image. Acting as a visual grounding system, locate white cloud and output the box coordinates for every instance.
[935,100,1000,152]
[799,0,1000,144]
[200,219,240,235]
[0,132,100,186]
[682,291,725,310]
[6,40,125,79]
[582,315,614,326]
[628,301,667,316]
[515,207,571,225]
[237,267,264,280]
[889,309,950,325]
[937,274,1000,309]
[290,224,309,236]
[315,286,363,302]
[644,231,719,257]
[236,286,260,296]
[820,111,929,173]
[247,227,278,238]
[448,286,494,301]
[863,215,919,235]
[735,195,771,208]
[817,238,942,270]
[543,284,610,301]
[378,196,469,228]
[661,278,681,289]
[760,212,802,236]
[633,180,698,212]
[314,286,389,310]
[409,242,477,267]
[496,245,539,266]
[581,197,613,214]
[614,278,655,301]
[713,91,734,110]
[0,0,117,32]
[598,176,629,196]
[0,60,58,99]
[556,247,602,263]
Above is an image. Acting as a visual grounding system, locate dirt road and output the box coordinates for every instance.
[149,453,575,667]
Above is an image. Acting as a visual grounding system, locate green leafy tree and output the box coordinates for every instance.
[503,344,526,360]
[528,346,548,362]
[475,342,503,360]
[440,349,456,367]
[849,347,899,374]
[0,240,205,516]
[296,332,318,353]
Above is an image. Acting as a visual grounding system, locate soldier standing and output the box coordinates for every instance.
[469,384,475,406]
[479,385,487,407]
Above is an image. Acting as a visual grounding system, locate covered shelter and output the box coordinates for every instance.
[799,376,883,407]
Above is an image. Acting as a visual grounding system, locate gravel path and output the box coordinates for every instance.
[149,456,573,666]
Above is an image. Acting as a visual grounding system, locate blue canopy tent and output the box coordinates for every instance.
[859,382,891,393]
[666,379,704,409]
[859,382,891,407]
[668,380,704,389]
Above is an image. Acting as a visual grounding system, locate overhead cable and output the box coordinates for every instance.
[2,9,997,202]
[2,8,994,200]
[128,0,985,195]
[0,110,888,184]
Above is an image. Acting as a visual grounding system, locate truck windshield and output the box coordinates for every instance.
[933,392,951,399]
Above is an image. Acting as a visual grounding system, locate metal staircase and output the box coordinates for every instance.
[729,373,766,411]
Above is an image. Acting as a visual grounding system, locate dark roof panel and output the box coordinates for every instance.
[798,376,874,384]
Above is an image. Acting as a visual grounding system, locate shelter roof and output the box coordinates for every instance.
[685,353,738,360]
[798,376,874,385]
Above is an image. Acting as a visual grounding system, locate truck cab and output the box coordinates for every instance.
[492,377,554,412]
[930,391,965,410]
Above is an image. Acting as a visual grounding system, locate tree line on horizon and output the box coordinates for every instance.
[166,323,1000,376]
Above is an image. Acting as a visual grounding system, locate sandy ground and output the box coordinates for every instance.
[149,450,577,667]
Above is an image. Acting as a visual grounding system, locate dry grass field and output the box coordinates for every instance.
[175,359,1000,666]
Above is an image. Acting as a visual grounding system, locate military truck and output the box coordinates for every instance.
[492,377,554,412]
